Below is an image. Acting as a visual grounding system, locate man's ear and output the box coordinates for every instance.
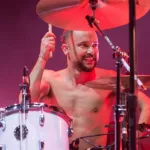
[61,44,69,55]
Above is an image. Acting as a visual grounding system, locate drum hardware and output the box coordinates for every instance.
[68,118,74,137]
[18,66,31,149]
[14,125,28,140]
[0,120,5,132]
[39,140,45,150]
[70,133,114,150]
[84,13,145,89]
[137,122,150,132]
[0,145,6,150]
[105,121,150,149]
[105,122,150,133]
[0,108,6,131]
[39,113,45,126]
[68,126,74,137]
[86,75,150,90]
[39,103,45,126]
[19,66,31,113]
[70,138,79,150]
[120,92,128,150]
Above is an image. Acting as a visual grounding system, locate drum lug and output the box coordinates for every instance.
[39,114,45,126]
[68,119,73,137]
[0,120,6,131]
[68,127,73,137]
[0,144,6,150]
[39,140,45,150]
[0,108,6,131]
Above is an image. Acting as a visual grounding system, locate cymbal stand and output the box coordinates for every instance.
[86,1,145,150]
[121,92,129,150]
[127,0,138,149]
[86,15,126,150]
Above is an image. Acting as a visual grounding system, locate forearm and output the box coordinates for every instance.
[29,56,47,101]
[138,106,150,124]
[137,104,150,139]
[136,91,150,124]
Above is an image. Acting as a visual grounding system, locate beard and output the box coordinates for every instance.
[75,54,97,72]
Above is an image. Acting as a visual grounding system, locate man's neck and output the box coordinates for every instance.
[66,67,96,85]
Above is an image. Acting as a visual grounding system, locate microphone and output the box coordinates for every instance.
[23,66,28,76]
[22,66,29,84]
[22,66,31,104]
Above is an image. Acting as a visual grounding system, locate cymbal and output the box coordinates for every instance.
[138,0,150,8]
[36,0,149,31]
[85,75,150,90]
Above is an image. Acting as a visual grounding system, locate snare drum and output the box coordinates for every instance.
[0,103,72,150]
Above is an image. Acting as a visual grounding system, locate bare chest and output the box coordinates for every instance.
[47,80,115,117]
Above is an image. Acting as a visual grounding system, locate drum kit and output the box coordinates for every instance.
[0,0,150,150]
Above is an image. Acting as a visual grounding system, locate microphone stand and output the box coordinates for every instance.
[19,66,30,150]
[20,66,31,113]
[86,1,145,150]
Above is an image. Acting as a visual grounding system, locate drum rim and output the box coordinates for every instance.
[4,102,72,125]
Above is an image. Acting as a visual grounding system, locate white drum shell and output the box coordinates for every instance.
[0,103,70,150]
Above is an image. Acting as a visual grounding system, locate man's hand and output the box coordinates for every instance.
[39,32,56,61]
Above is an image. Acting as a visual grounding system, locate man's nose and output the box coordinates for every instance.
[87,47,95,54]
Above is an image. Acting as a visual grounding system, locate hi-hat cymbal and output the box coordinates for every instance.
[36,0,149,31]
[85,75,150,90]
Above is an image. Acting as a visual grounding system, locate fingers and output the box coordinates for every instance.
[40,32,56,61]
[43,32,56,39]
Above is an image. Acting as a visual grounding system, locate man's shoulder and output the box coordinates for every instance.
[43,69,65,79]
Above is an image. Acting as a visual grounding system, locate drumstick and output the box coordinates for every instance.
[48,24,53,58]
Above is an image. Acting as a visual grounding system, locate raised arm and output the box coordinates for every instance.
[19,32,56,103]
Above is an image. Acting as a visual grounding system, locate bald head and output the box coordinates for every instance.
[61,30,98,44]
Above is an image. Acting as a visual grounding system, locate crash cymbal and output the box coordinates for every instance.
[37,0,82,14]
[85,75,150,90]
[36,0,149,30]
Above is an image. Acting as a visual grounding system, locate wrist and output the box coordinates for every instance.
[38,55,48,62]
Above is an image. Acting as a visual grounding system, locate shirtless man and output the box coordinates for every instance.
[26,30,150,149]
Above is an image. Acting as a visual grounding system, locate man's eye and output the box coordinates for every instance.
[92,43,98,48]
[82,43,90,48]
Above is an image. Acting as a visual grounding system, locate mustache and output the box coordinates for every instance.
[83,54,96,60]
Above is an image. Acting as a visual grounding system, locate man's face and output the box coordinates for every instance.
[67,31,99,72]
